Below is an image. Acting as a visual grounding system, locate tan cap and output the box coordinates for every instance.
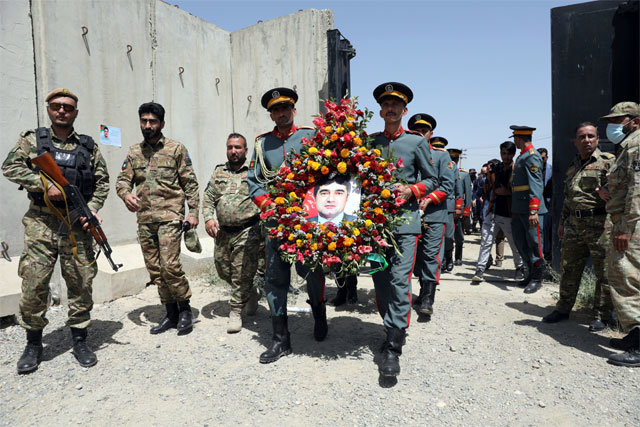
[45,88,78,103]
[600,101,640,120]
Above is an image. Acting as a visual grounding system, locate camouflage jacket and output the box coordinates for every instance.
[116,136,199,224]
[202,160,259,227]
[2,127,109,213]
[607,128,640,235]
[561,148,614,223]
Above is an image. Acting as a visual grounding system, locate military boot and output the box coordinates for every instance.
[454,246,463,266]
[308,299,328,341]
[176,300,193,335]
[17,329,43,374]
[346,276,358,304]
[524,264,543,294]
[259,316,292,364]
[226,306,243,334]
[419,281,437,315]
[608,327,640,367]
[330,284,348,307]
[413,280,426,307]
[150,303,179,334]
[379,328,405,378]
[445,250,454,272]
[518,265,532,288]
[71,327,97,368]
[610,329,637,351]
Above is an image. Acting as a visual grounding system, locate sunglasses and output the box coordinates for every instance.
[48,102,76,112]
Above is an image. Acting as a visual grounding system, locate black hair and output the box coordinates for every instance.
[537,148,548,156]
[227,132,247,147]
[314,175,351,196]
[499,141,516,155]
[573,121,598,135]
[138,102,165,122]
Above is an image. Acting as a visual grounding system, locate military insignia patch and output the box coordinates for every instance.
[385,84,393,92]
[121,160,128,170]
[250,160,255,169]
[530,164,539,173]
[429,156,435,165]
[448,161,453,169]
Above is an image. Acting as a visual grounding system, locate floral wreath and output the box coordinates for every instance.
[261,98,407,275]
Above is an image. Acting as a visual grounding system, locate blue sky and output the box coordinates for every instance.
[170,0,578,170]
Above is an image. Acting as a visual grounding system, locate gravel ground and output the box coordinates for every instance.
[1,234,639,426]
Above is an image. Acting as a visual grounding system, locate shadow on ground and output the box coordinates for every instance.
[127,304,201,327]
[506,301,613,359]
[42,319,125,361]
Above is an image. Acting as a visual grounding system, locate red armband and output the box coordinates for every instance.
[427,190,446,205]
[455,198,463,210]
[528,197,540,211]
[253,194,273,211]
[463,206,471,217]
[410,183,427,199]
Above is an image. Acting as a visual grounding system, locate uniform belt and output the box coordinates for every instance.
[219,216,260,233]
[512,185,530,192]
[572,207,606,218]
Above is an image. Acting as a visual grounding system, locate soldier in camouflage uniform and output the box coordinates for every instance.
[203,133,262,334]
[116,102,199,336]
[2,88,109,373]
[542,122,615,331]
[599,102,640,367]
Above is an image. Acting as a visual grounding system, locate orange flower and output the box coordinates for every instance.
[345,122,354,129]
[286,173,295,180]
[322,139,329,146]
[343,237,354,247]
[340,148,350,158]
[330,133,339,142]
[328,242,337,251]
[310,242,318,250]
[374,207,383,216]
[324,126,333,133]
[321,166,329,175]
[274,197,285,205]
[380,189,391,199]
[363,200,370,207]
[354,137,362,146]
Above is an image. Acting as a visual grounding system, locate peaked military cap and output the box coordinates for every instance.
[408,113,436,131]
[45,88,78,103]
[430,136,448,147]
[599,102,640,120]
[447,148,462,157]
[373,82,413,105]
[509,125,536,138]
[261,87,298,111]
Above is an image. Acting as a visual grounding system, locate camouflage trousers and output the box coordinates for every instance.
[18,208,96,331]
[556,216,612,318]
[138,221,191,305]
[214,223,262,309]
[608,220,640,331]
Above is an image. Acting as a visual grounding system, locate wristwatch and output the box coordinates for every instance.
[530,210,537,215]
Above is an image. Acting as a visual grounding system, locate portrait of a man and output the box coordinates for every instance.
[306,175,357,225]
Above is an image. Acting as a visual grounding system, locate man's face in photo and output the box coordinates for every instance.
[316,181,349,220]
[103,128,109,138]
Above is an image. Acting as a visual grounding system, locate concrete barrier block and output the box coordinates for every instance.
[0,258,21,317]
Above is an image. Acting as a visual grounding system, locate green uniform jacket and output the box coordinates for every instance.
[371,129,438,234]
[247,126,316,210]
[422,146,455,223]
[511,144,547,215]
[116,136,199,224]
[458,168,472,212]
[2,127,110,213]
[446,162,462,213]
[607,128,640,235]
[561,148,614,223]
[202,160,260,227]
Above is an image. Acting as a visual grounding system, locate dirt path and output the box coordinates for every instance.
[1,234,638,425]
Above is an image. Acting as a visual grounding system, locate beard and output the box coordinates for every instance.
[142,128,161,141]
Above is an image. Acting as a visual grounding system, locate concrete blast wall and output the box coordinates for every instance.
[0,0,334,311]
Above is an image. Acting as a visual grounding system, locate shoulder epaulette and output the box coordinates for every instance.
[405,129,422,136]
[20,129,35,138]
[601,152,615,159]
[255,131,270,141]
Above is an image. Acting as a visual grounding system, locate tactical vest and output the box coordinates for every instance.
[29,127,95,207]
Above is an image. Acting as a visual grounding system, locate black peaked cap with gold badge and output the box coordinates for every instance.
[373,82,413,105]
[508,125,536,138]
[447,148,462,158]
[430,136,448,148]
[261,87,298,111]
[408,113,437,131]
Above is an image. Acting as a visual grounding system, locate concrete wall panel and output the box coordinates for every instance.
[0,0,37,256]
[230,10,333,149]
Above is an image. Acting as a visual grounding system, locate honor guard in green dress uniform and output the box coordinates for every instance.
[450,149,472,266]
[441,148,464,272]
[407,116,455,317]
[2,88,110,373]
[599,102,640,367]
[246,88,319,364]
[509,125,547,294]
[370,83,439,378]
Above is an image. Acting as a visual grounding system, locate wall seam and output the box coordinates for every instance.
[28,0,39,126]
[150,0,157,100]
[229,32,235,132]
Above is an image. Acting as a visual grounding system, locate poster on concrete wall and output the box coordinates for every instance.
[100,124,121,147]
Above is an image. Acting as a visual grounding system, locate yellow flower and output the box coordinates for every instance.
[324,149,332,157]
[363,161,370,168]
[308,147,318,155]
[373,149,381,157]
[322,139,329,146]
[310,243,318,251]
[340,148,350,158]
[380,189,391,199]
[296,239,303,247]
[311,162,321,171]
[328,242,337,251]
[358,147,367,152]
[289,192,298,200]
[324,126,333,133]
[277,225,284,232]
[343,237,354,247]
[365,219,373,228]
[349,131,356,136]
[327,232,336,238]
[330,133,339,142]
[337,127,345,135]
[292,206,303,212]
[294,224,302,230]
[352,228,360,237]
[288,234,294,241]
[337,162,347,174]
[306,233,313,239]
[347,116,355,121]
[286,173,295,180]
[354,137,362,146]
[379,161,387,168]
[274,197,285,205]
[286,207,295,213]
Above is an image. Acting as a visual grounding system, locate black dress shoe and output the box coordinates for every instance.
[17,330,43,374]
[454,259,462,266]
[588,318,606,332]
[523,280,542,294]
[71,328,97,368]
[542,310,569,323]
[607,349,640,367]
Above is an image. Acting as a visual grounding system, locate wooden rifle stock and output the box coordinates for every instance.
[31,152,70,187]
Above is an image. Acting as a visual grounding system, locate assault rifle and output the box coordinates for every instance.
[31,152,122,271]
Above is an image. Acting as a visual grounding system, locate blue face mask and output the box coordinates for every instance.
[606,123,626,144]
